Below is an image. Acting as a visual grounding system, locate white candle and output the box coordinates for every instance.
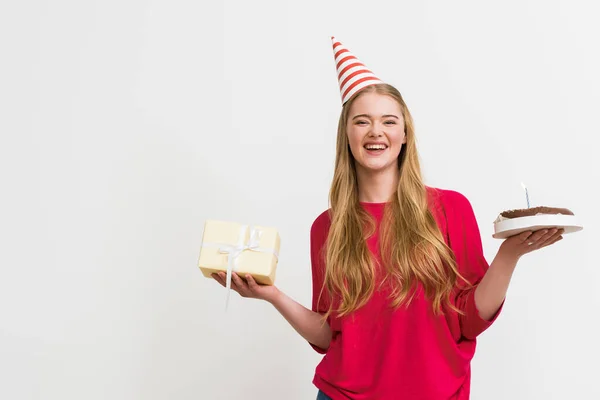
[521,182,530,208]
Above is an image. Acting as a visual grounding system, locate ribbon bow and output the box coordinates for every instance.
[218,225,264,309]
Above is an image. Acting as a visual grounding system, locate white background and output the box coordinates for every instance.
[1,1,598,399]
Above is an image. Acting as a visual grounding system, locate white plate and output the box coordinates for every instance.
[492,214,583,239]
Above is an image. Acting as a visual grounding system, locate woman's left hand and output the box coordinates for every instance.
[499,227,565,262]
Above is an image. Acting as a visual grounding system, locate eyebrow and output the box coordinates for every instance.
[352,114,399,120]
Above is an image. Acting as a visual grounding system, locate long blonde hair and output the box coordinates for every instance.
[320,83,470,320]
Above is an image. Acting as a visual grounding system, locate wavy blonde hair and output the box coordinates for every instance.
[320,83,470,320]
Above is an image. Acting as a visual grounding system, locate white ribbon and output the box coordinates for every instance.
[202,225,278,310]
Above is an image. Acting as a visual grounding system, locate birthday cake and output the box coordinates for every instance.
[492,206,582,239]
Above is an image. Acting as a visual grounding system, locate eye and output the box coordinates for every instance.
[384,121,397,125]
[356,121,368,125]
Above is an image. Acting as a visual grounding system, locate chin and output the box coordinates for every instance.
[357,161,392,173]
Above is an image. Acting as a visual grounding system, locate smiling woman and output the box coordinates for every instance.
[211,36,566,400]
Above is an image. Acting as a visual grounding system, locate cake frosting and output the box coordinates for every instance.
[493,206,574,224]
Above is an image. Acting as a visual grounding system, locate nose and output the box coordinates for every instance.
[368,122,384,137]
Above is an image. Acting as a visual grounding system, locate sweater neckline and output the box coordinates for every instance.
[359,201,389,217]
[359,201,390,206]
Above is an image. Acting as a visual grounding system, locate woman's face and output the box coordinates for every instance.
[346,92,406,174]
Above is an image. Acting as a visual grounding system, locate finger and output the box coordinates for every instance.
[532,228,565,250]
[212,273,226,287]
[231,272,248,293]
[246,274,259,290]
[544,234,563,247]
[535,229,556,244]
[544,228,559,238]
[516,230,534,244]
[532,229,550,242]
[525,229,550,247]
[520,230,537,247]
[217,272,240,292]
[218,271,229,286]
[538,229,561,246]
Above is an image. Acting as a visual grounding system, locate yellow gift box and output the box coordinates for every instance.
[198,220,280,286]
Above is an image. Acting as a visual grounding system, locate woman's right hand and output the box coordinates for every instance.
[212,271,280,304]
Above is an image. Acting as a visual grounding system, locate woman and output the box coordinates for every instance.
[212,38,563,399]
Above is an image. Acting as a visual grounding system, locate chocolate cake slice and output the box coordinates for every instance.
[493,205,582,239]
[500,206,574,219]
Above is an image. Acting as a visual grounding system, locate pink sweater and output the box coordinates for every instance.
[309,187,503,400]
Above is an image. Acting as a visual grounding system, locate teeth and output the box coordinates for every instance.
[365,144,386,150]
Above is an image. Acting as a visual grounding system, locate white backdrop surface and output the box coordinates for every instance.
[1,1,598,399]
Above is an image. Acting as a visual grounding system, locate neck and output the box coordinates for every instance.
[355,165,399,203]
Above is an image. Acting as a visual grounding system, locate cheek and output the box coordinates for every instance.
[346,130,363,150]
[392,130,406,147]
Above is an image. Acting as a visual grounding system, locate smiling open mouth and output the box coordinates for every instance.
[364,143,388,154]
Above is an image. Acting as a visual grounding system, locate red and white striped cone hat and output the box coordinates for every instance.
[331,36,384,105]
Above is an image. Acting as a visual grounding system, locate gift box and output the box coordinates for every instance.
[198,220,280,286]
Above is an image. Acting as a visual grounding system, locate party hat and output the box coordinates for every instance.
[331,36,384,105]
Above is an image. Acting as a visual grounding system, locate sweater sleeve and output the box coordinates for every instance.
[444,190,504,340]
[309,211,333,354]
